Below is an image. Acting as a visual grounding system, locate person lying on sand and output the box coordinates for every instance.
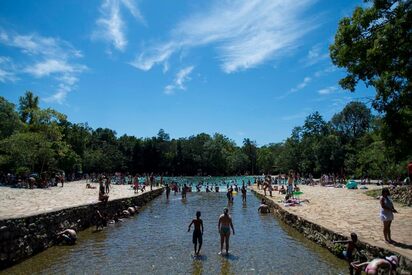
[86,183,96,189]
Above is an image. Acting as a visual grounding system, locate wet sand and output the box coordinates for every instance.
[0,181,160,219]
[253,185,412,260]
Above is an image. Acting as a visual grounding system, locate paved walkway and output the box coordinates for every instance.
[0,181,160,220]
[252,185,412,260]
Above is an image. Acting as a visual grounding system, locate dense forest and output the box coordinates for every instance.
[0,92,409,179]
[1,0,410,180]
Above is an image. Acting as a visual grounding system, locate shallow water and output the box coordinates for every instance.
[3,191,346,274]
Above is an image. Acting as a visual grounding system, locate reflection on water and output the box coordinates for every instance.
[2,191,346,274]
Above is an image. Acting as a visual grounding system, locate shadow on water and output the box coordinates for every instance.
[2,190,347,275]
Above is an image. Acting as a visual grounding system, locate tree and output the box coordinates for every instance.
[330,0,412,158]
[242,138,258,175]
[303,112,328,137]
[0,97,23,139]
[331,101,372,140]
[18,91,39,124]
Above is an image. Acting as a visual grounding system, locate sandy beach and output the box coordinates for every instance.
[0,181,160,220]
[253,185,412,260]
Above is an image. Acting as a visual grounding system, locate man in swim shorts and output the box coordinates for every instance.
[218,208,235,255]
[188,211,204,255]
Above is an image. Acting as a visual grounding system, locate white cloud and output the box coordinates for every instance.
[94,0,145,51]
[132,0,317,73]
[25,59,86,78]
[0,28,86,103]
[0,56,18,82]
[164,66,194,94]
[318,86,338,95]
[303,44,329,66]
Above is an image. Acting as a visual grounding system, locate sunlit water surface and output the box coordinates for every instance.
[3,191,346,274]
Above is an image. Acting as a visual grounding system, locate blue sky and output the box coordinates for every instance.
[0,0,376,145]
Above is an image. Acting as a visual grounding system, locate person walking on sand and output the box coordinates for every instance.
[188,211,204,256]
[218,208,235,255]
[380,188,397,243]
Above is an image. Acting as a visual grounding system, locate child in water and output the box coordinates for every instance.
[333,232,358,275]
[188,211,204,256]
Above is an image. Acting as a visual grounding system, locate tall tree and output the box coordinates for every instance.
[331,101,372,140]
[18,91,39,124]
[330,0,412,157]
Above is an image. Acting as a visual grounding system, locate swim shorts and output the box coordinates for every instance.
[193,230,202,244]
[220,227,230,235]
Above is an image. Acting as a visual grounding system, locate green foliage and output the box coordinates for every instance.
[330,0,412,158]
[0,92,409,178]
[0,96,23,139]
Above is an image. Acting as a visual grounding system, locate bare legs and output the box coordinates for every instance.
[383,220,393,242]
[220,233,230,254]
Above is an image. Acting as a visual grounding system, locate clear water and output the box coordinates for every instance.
[2,191,346,274]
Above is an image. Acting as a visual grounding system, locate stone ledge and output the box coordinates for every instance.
[252,190,412,274]
[0,188,163,270]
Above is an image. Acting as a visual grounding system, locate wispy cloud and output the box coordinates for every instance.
[164,66,194,95]
[0,28,86,103]
[281,108,312,121]
[0,56,18,82]
[94,0,145,52]
[302,44,329,66]
[318,86,338,95]
[131,0,317,73]
[276,76,312,99]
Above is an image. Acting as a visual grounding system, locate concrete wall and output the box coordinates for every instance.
[252,190,412,274]
[0,188,163,269]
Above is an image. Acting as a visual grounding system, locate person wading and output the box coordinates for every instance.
[218,208,235,255]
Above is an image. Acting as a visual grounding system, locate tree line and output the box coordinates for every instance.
[0,92,409,179]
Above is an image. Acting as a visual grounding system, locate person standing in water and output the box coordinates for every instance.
[188,211,204,256]
[218,208,235,255]
[165,184,171,199]
[182,184,188,199]
[241,185,247,202]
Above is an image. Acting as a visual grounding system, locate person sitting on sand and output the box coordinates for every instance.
[86,183,96,189]
[333,233,358,275]
[56,229,77,245]
[279,185,286,194]
[258,199,270,213]
[351,255,398,275]
[188,211,204,256]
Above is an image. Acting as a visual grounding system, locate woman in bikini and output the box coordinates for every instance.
[218,208,235,255]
